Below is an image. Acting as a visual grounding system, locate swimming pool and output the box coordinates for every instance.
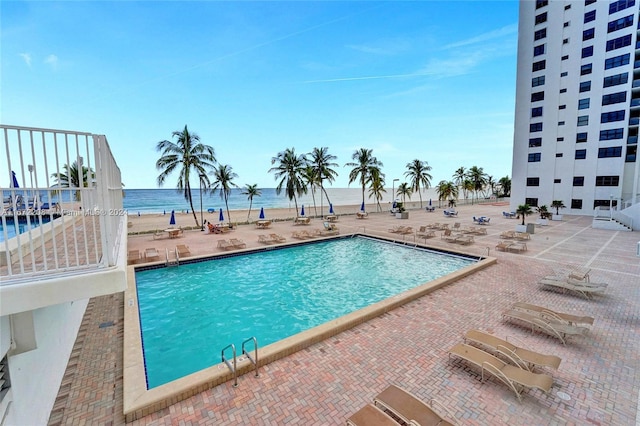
[0,215,51,242]
[135,236,476,389]
[125,235,495,421]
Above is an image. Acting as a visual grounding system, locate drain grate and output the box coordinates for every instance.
[98,321,115,329]
[556,391,571,401]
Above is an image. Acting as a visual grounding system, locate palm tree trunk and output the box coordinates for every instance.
[247,199,253,221]
[187,188,199,227]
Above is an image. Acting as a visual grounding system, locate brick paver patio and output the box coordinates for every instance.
[48,203,639,425]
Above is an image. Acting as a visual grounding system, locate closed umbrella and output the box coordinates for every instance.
[300,205,305,216]
[259,207,265,219]
[329,203,334,214]
[360,201,365,212]
[169,210,176,226]
[429,199,432,207]
[11,171,19,188]
[219,208,224,222]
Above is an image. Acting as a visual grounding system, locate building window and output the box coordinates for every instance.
[577,132,588,142]
[532,60,546,72]
[531,107,543,117]
[577,116,589,126]
[573,176,585,186]
[600,128,624,140]
[529,137,542,147]
[603,72,628,87]
[609,0,635,13]
[601,110,625,123]
[578,98,590,109]
[554,178,562,183]
[535,12,548,25]
[606,34,632,51]
[533,44,546,56]
[534,28,547,41]
[561,55,569,60]
[565,4,571,9]
[559,104,567,110]
[607,15,634,33]
[557,137,565,141]
[580,64,592,75]
[583,28,595,40]
[532,76,546,87]
[602,91,626,105]
[527,177,540,186]
[626,145,637,162]
[558,121,566,126]
[604,53,630,69]
[560,88,568,93]
[536,0,548,8]
[581,46,594,58]
[561,71,568,77]
[556,154,563,158]
[571,199,583,209]
[563,22,570,28]
[563,38,570,44]
[525,198,539,207]
[575,149,587,159]
[531,91,545,102]
[598,146,623,157]
[585,0,596,5]
[530,122,543,132]
[595,176,620,186]
[528,153,542,162]
[584,10,596,23]
[579,81,591,92]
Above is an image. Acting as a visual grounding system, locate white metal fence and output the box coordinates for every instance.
[1,125,124,284]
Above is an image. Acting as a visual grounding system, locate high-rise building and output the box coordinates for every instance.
[511,0,640,224]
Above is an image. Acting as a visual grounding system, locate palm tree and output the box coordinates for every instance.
[345,148,383,206]
[368,170,386,212]
[156,125,216,227]
[210,164,238,226]
[50,160,95,201]
[404,159,432,208]
[396,182,412,205]
[498,176,511,197]
[467,166,487,204]
[268,148,307,215]
[452,167,466,190]
[486,175,497,198]
[462,179,474,203]
[516,204,533,226]
[301,165,319,217]
[241,184,261,221]
[435,180,459,208]
[551,200,566,215]
[308,147,339,217]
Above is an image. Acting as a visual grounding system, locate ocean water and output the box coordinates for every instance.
[123,187,441,214]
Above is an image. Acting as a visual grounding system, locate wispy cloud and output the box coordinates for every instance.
[299,71,435,84]
[44,54,59,70]
[443,23,518,50]
[346,38,410,56]
[19,53,32,67]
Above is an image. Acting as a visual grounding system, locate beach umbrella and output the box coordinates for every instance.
[219,208,224,222]
[300,205,305,216]
[329,203,334,214]
[259,207,265,219]
[169,210,176,225]
[429,199,432,207]
[10,171,19,188]
[392,201,397,209]
[360,201,365,212]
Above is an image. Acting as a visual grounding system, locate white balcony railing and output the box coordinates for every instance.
[1,125,124,284]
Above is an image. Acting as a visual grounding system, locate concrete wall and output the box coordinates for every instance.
[3,299,88,425]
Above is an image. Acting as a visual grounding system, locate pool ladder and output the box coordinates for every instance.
[221,337,259,387]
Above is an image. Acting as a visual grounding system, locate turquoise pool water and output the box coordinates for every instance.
[135,236,475,389]
[0,216,50,242]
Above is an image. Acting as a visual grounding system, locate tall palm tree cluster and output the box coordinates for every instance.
[435,167,511,208]
[155,125,508,227]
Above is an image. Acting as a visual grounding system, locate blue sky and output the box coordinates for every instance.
[2,1,519,189]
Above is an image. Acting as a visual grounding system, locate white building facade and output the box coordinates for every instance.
[512,0,640,225]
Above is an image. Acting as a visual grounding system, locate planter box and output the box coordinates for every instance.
[515,224,528,233]
[396,212,409,219]
[536,218,549,226]
[552,214,563,221]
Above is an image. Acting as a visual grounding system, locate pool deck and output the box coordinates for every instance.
[48,202,640,425]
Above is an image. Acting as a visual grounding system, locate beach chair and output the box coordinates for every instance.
[176,244,190,257]
[346,404,399,426]
[507,242,527,253]
[416,227,436,239]
[448,343,554,401]
[441,229,458,242]
[269,233,286,243]
[217,239,234,250]
[258,235,275,244]
[388,225,407,233]
[539,277,606,299]
[128,250,141,265]
[294,217,310,225]
[144,248,160,261]
[495,241,514,251]
[514,232,531,240]
[463,329,561,371]
[501,309,588,345]
[454,234,474,245]
[152,229,164,240]
[292,231,307,239]
[230,238,246,248]
[373,384,457,426]
[500,230,516,239]
[512,302,594,326]
[356,211,368,219]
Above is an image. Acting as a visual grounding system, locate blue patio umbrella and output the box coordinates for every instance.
[169,210,176,225]
[300,205,305,216]
[259,207,265,219]
[11,171,19,188]
[429,198,432,206]
[360,201,365,212]
[219,208,224,222]
[392,201,397,209]
[329,203,334,214]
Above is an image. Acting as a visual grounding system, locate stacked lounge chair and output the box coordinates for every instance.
[501,309,589,345]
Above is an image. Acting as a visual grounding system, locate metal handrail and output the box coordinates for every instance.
[221,344,238,387]
[242,337,259,378]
